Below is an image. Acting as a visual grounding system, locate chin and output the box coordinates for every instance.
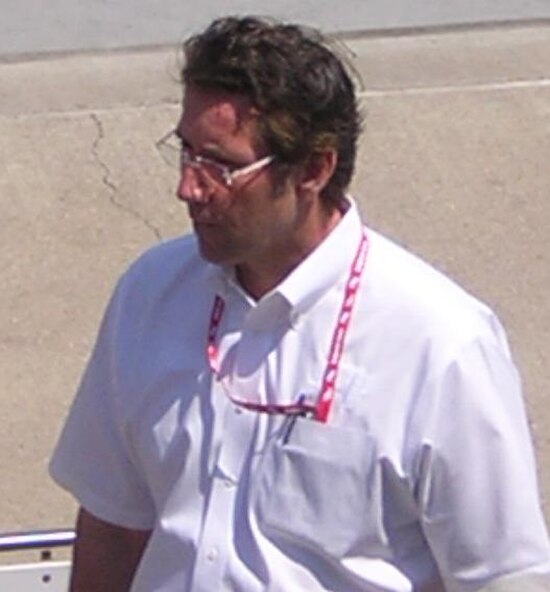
[196,237,234,266]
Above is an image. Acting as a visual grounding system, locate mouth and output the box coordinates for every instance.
[188,204,221,226]
[192,218,217,230]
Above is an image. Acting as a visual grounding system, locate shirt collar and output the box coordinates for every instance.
[205,196,364,323]
[277,197,363,320]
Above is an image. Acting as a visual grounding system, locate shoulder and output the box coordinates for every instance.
[123,234,202,285]
[356,229,527,465]
[104,233,218,330]
[363,229,507,356]
[116,234,212,299]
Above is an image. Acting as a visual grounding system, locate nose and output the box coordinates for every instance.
[176,165,209,203]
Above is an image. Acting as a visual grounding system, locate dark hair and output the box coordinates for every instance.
[182,16,363,206]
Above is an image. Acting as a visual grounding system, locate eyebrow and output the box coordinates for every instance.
[176,129,251,167]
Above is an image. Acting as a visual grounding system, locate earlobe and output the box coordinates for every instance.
[297,150,338,196]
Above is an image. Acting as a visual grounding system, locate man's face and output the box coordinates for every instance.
[176,86,299,271]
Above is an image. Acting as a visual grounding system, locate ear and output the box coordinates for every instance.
[296,150,338,197]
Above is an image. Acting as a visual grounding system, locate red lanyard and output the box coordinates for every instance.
[206,228,369,423]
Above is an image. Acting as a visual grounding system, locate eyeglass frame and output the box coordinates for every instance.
[156,130,275,188]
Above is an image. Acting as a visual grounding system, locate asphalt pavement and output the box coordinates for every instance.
[1,19,549,540]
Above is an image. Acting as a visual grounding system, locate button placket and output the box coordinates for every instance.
[190,397,257,592]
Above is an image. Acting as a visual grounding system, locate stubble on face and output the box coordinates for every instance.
[178,86,341,300]
[178,87,293,269]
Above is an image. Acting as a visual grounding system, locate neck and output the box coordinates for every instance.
[236,204,343,300]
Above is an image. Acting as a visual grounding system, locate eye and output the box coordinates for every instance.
[175,137,202,166]
[177,136,192,152]
[197,159,230,185]
[201,153,240,171]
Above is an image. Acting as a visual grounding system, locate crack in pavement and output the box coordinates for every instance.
[90,113,162,241]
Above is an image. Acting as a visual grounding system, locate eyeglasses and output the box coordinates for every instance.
[156,130,274,188]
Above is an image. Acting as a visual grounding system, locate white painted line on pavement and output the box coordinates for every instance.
[358,77,550,98]
[0,102,179,121]
[2,77,550,121]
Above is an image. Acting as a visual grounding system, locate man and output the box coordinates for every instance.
[50,16,550,592]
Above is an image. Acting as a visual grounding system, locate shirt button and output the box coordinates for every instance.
[224,478,235,489]
[234,406,242,414]
[206,548,219,562]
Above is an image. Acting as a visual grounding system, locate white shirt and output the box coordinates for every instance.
[50,200,550,592]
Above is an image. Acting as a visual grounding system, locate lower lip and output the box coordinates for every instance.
[193,220,216,229]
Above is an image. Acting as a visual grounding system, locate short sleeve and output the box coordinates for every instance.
[49,277,156,530]
[416,334,550,592]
